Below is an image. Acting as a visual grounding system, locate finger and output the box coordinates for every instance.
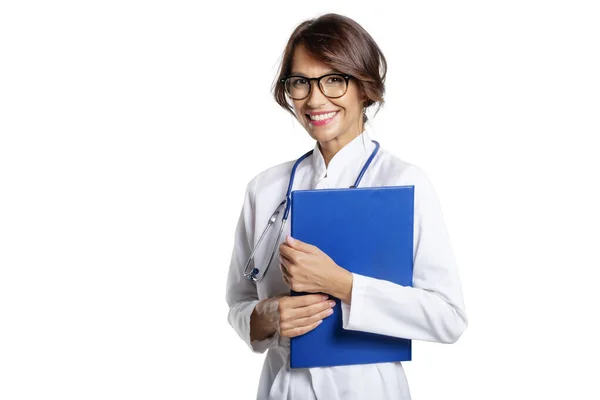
[286,298,335,320]
[279,253,292,269]
[279,296,334,324]
[281,319,323,338]
[279,257,296,285]
[278,243,297,261]
[279,259,291,281]
[280,298,335,322]
[287,293,329,308]
[286,235,317,254]
[279,305,334,330]
[281,269,291,287]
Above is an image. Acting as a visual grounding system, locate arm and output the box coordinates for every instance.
[227,180,338,350]
[225,179,279,353]
[340,166,468,344]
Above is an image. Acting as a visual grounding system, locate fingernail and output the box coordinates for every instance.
[287,235,295,245]
[322,295,329,300]
[327,308,334,315]
[328,301,336,307]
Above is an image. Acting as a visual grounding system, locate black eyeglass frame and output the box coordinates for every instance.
[280,73,353,100]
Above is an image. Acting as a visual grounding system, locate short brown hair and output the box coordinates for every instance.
[273,13,387,123]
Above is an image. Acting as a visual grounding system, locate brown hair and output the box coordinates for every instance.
[273,13,387,123]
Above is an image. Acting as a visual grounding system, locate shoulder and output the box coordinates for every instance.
[374,145,444,212]
[374,146,446,217]
[244,159,297,199]
[375,146,434,188]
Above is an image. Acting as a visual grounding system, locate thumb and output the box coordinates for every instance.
[286,235,316,254]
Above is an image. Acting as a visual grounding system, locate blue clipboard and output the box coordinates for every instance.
[289,185,414,368]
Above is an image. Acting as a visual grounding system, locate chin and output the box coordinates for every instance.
[310,130,341,144]
[303,122,343,143]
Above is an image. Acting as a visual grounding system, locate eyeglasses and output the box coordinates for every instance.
[281,73,352,100]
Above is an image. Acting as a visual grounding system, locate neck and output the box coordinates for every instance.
[319,140,351,168]
[319,124,365,168]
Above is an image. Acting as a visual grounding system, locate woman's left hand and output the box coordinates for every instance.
[279,235,353,303]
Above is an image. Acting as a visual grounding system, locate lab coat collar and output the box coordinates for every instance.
[311,125,375,181]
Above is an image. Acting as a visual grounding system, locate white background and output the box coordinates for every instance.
[1,1,599,399]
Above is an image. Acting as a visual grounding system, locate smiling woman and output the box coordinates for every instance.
[273,15,387,166]
[225,12,467,400]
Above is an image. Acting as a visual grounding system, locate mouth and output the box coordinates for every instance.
[305,111,339,126]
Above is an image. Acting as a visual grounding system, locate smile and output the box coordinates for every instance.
[306,111,339,126]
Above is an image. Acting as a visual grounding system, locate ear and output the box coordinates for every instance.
[360,82,370,102]
[359,87,368,103]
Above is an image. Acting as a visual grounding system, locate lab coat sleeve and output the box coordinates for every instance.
[225,179,279,353]
[340,166,468,344]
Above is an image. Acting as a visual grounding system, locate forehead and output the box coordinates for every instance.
[290,44,336,76]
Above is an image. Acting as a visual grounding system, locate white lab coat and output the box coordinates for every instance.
[225,126,468,400]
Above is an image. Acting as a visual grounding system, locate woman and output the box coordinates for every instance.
[225,13,467,400]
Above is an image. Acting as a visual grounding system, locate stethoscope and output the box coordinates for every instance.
[243,140,380,281]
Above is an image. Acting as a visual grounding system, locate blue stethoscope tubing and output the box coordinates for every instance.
[243,140,380,281]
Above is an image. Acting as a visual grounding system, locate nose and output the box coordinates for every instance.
[306,80,327,108]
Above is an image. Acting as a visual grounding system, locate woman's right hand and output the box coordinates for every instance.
[250,294,335,340]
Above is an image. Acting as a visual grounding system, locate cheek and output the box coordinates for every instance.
[340,86,365,116]
[333,100,361,119]
[292,101,306,119]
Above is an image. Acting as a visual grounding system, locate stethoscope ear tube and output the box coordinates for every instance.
[352,140,379,188]
[243,199,286,280]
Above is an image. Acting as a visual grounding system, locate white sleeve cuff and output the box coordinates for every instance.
[230,300,279,354]
[341,273,368,331]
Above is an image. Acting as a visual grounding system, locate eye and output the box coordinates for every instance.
[327,76,343,83]
[291,77,308,86]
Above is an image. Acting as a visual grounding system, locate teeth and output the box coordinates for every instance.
[309,111,337,121]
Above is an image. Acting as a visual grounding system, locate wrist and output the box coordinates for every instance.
[328,267,353,304]
[250,299,278,342]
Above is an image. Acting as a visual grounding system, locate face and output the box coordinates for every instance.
[288,44,367,150]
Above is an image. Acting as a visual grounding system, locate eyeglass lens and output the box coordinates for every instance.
[285,75,347,99]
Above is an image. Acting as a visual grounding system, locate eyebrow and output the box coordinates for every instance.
[289,70,340,77]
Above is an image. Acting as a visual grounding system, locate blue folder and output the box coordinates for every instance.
[289,185,414,369]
